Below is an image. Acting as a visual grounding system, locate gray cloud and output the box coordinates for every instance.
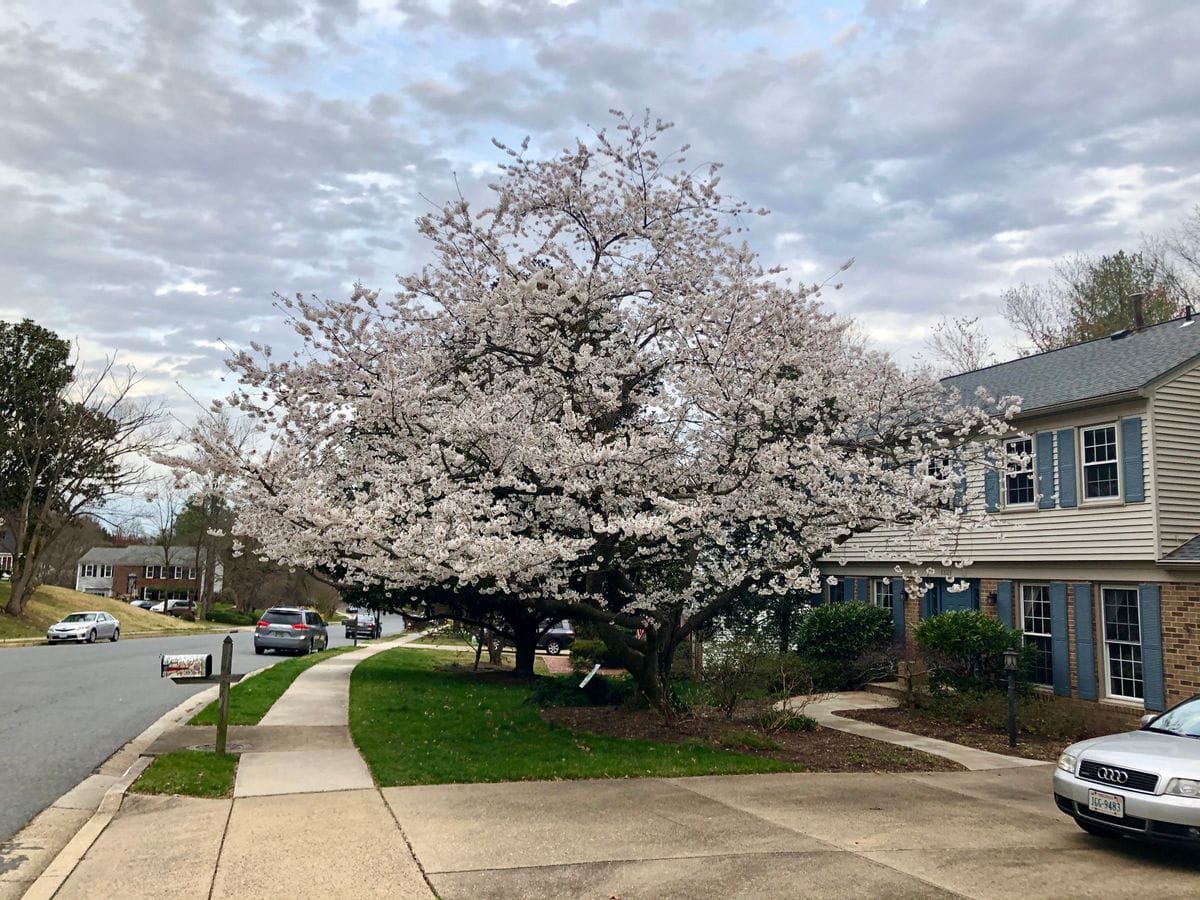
[2,0,1198,420]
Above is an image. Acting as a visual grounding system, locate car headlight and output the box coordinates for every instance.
[1057,752,1078,774]
[1165,778,1200,798]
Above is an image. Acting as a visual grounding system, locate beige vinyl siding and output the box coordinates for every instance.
[1152,362,1200,556]
[830,399,1156,565]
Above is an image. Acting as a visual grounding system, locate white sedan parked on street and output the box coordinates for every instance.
[46,612,121,644]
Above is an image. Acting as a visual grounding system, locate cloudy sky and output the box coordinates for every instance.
[3,0,1199,416]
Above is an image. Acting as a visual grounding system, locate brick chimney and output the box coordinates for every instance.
[1129,291,1146,331]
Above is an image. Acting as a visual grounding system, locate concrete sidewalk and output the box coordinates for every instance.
[33,650,1200,899]
[40,635,434,900]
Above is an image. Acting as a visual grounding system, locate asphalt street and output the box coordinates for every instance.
[0,613,405,845]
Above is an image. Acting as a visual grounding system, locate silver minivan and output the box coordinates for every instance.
[254,607,329,655]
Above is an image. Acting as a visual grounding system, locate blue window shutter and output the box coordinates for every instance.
[1049,582,1070,697]
[984,459,1000,513]
[1036,431,1056,509]
[855,577,869,603]
[1121,417,1145,503]
[996,581,1014,628]
[921,584,935,619]
[1139,583,1165,711]
[891,578,905,641]
[953,459,968,510]
[1057,429,1077,508]
[1074,584,1097,701]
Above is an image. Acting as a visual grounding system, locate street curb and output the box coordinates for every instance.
[0,627,240,649]
[20,755,154,900]
[10,659,277,898]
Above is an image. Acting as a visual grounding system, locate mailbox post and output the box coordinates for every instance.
[162,636,243,754]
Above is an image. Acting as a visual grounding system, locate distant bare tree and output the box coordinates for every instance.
[925,315,996,374]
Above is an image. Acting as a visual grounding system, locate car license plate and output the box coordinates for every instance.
[1087,789,1124,818]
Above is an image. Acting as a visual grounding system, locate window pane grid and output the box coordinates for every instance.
[1021,585,1053,686]
[1102,587,1143,700]
[1005,438,1034,506]
[1082,425,1119,499]
[872,579,892,610]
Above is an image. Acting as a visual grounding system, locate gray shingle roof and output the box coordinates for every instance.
[78,545,207,566]
[1163,536,1200,563]
[942,314,1200,415]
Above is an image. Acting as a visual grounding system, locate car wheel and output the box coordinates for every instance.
[546,640,561,655]
[111,628,119,642]
[86,630,97,644]
[254,646,265,655]
[305,638,314,655]
[1076,819,1123,839]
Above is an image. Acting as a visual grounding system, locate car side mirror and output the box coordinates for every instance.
[1139,713,1156,729]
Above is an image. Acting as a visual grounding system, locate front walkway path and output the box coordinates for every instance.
[791,691,1047,771]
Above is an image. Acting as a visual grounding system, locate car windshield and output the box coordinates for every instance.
[1146,698,1200,738]
[62,613,95,623]
[262,610,302,623]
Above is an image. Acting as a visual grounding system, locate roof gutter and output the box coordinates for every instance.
[1009,389,1142,422]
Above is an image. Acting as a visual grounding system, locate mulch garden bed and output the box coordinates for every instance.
[840,707,1070,761]
[541,704,963,773]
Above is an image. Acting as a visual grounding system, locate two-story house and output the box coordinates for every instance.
[75,545,223,603]
[822,311,1200,714]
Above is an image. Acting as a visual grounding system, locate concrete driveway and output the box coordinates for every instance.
[382,764,1200,899]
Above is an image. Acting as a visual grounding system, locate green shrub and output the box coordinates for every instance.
[796,603,894,662]
[568,639,608,672]
[715,729,781,752]
[527,673,635,708]
[914,611,1024,694]
[205,605,257,626]
[919,689,1137,742]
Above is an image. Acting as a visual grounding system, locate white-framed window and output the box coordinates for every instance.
[1101,586,1142,701]
[144,565,154,578]
[1081,424,1120,500]
[1020,584,1053,686]
[871,578,893,610]
[82,563,96,578]
[1004,437,1035,507]
[171,566,183,579]
[0,553,12,573]
[188,567,197,580]
[100,564,112,578]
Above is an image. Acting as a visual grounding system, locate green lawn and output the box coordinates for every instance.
[189,647,352,726]
[131,750,238,798]
[350,648,797,786]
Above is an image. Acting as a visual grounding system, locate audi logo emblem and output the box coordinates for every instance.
[1096,767,1129,784]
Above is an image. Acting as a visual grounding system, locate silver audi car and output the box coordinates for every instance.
[1053,695,1200,843]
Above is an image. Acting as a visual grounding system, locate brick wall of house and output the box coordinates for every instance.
[1161,582,1200,707]
[110,563,204,600]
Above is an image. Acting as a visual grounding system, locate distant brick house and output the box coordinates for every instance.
[75,545,223,602]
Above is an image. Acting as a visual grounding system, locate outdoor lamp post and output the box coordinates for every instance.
[1004,648,1020,748]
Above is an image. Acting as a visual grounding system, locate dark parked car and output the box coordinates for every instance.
[538,620,575,655]
[344,610,382,639]
[1054,694,1200,843]
[150,598,196,619]
[254,607,329,655]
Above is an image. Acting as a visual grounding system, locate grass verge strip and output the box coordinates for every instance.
[350,648,797,786]
[131,750,238,798]
[189,646,352,726]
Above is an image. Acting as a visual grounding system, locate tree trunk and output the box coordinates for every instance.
[777,598,793,654]
[5,525,42,616]
[512,617,539,677]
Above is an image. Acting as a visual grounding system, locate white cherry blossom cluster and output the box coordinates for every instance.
[192,111,1016,648]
